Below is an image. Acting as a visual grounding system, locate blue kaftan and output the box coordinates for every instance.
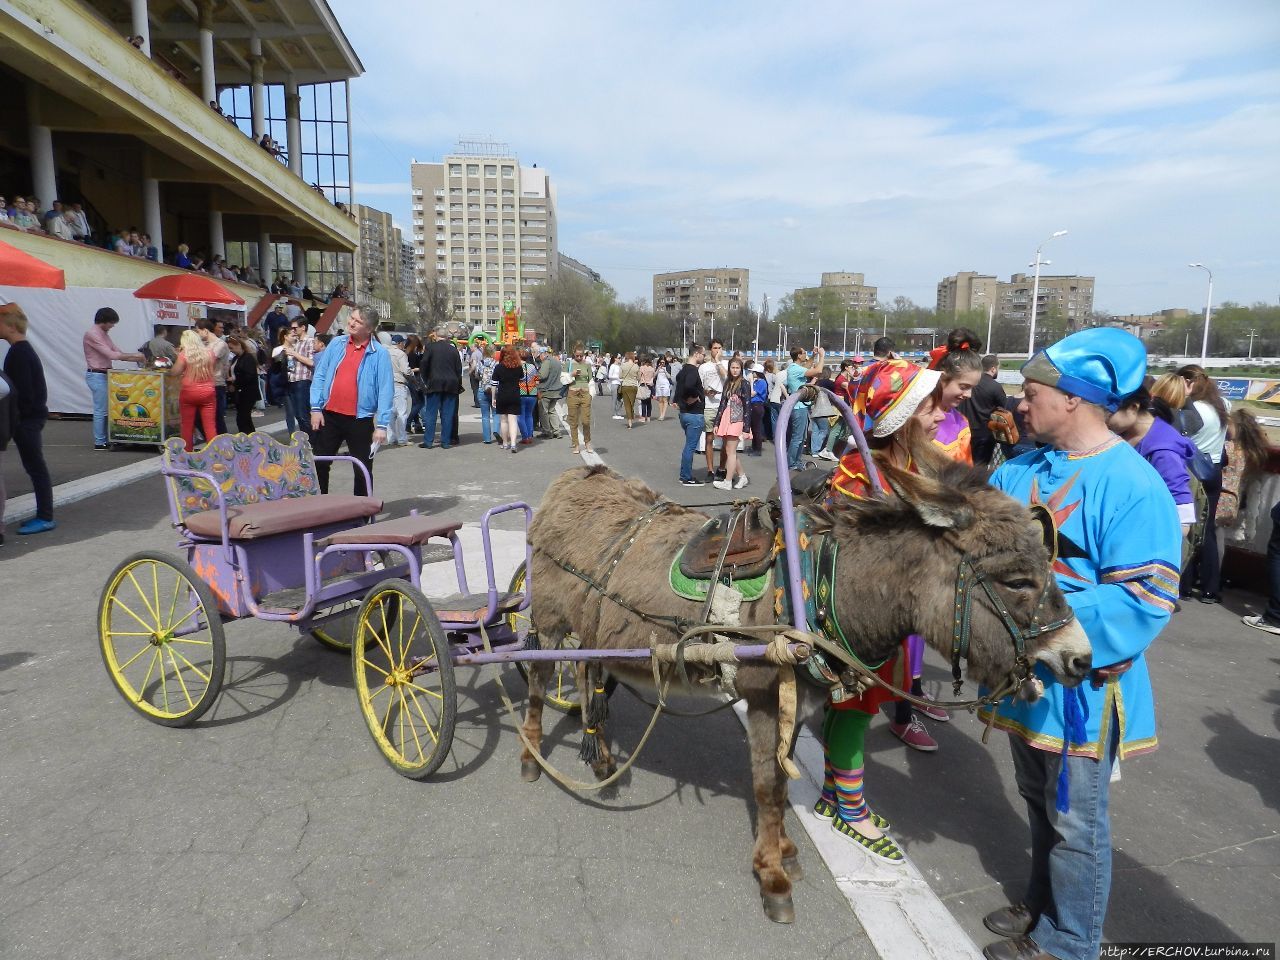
[977,439,1181,759]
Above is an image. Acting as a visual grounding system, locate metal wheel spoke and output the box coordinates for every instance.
[126,570,161,626]
[111,595,156,633]
[403,680,443,700]
[165,603,202,635]
[165,574,182,631]
[165,647,196,709]
[169,647,212,684]
[358,657,390,678]
[403,687,440,745]
[398,688,427,760]
[136,648,160,701]
[114,640,155,672]
[366,683,392,702]
[169,637,213,646]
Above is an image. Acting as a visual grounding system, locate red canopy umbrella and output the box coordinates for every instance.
[133,273,244,304]
[0,237,66,289]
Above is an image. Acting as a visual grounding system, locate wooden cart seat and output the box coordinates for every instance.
[318,516,464,548]
[183,494,384,540]
[431,591,523,624]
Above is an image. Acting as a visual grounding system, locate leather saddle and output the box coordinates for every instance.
[679,506,775,582]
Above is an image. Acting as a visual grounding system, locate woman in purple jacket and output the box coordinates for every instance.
[1109,385,1197,535]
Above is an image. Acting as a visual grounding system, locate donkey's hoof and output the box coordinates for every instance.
[593,762,617,782]
[781,855,804,882]
[762,892,795,924]
[520,759,542,782]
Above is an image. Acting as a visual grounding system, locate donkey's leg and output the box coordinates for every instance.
[744,690,795,923]
[520,656,552,782]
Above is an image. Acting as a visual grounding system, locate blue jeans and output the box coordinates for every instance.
[786,404,810,470]
[479,389,494,442]
[287,380,313,438]
[1010,718,1119,960]
[408,391,425,431]
[518,396,537,440]
[679,411,703,481]
[86,371,108,445]
[421,391,457,447]
[810,414,830,454]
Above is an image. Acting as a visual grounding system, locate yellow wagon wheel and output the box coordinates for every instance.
[353,581,456,779]
[507,562,615,716]
[98,551,226,726]
[311,550,401,652]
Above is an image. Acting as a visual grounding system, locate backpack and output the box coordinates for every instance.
[0,370,17,451]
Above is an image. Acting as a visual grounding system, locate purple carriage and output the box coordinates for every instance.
[96,431,533,778]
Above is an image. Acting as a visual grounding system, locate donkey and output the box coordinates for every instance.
[521,463,1091,923]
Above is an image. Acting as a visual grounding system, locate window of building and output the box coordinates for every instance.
[502,165,514,178]
[466,164,479,176]
[449,164,462,177]
[484,165,497,177]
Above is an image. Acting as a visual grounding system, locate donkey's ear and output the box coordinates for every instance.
[881,463,975,530]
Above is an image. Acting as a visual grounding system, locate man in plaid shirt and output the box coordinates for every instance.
[283,320,317,438]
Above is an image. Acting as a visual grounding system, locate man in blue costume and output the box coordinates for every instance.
[978,329,1181,960]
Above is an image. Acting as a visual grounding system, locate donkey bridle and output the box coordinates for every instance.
[949,555,1076,697]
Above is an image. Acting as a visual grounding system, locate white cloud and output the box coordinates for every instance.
[331,0,1279,313]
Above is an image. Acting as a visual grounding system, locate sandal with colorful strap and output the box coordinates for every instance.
[812,795,890,831]
[831,816,905,863]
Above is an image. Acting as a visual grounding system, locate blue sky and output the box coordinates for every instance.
[332,0,1279,315]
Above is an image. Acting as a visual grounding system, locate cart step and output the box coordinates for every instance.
[257,565,408,614]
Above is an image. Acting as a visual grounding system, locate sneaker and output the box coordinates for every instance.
[1243,615,1280,636]
[611,415,624,420]
[680,478,706,486]
[17,518,57,536]
[888,715,938,752]
[733,475,749,489]
[94,443,110,450]
[715,469,727,480]
[816,449,838,461]
[917,695,951,723]
[712,478,732,491]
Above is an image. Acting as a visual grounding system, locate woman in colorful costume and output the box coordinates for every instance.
[817,359,944,861]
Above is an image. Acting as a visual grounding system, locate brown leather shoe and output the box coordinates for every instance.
[983,903,1035,939]
[981,935,1055,960]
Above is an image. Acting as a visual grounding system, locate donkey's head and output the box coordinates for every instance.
[822,461,1091,697]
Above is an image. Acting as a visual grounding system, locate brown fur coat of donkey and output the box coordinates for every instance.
[523,463,1091,923]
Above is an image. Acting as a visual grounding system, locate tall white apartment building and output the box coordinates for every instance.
[410,141,558,326]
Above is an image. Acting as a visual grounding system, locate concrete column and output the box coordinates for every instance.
[284,75,302,176]
[131,0,151,57]
[249,37,265,140]
[26,86,57,207]
[197,0,216,106]
[293,244,307,285]
[209,208,224,260]
[258,231,273,284]
[143,177,163,259]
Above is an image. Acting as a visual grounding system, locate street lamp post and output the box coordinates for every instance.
[1247,327,1258,359]
[1189,263,1213,363]
[1027,229,1068,355]
[842,308,848,356]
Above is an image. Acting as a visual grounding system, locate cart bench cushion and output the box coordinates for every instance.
[431,591,522,624]
[317,516,464,548]
[183,494,384,540]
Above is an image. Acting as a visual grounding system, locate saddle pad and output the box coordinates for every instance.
[669,548,771,602]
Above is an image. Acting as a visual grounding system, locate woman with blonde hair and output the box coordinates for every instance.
[1148,373,1189,428]
[171,328,217,450]
[618,351,640,428]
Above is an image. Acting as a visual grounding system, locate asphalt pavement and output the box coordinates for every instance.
[0,394,1276,959]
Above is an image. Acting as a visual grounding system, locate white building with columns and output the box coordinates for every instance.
[0,0,362,306]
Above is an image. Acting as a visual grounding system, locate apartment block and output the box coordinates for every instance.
[937,271,1000,317]
[353,203,407,309]
[559,252,603,286]
[998,273,1095,328]
[794,271,878,313]
[653,267,749,319]
[1107,308,1188,340]
[410,141,558,326]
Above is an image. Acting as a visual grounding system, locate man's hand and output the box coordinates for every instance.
[373,427,387,447]
[310,411,324,431]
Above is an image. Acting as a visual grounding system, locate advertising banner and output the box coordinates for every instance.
[1244,380,1280,404]
[108,370,180,444]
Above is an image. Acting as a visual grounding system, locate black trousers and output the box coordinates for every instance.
[233,391,257,434]
[749,402,766,453]
[13,418,53,521]
[313,410,375,497]
[214,385,228,435]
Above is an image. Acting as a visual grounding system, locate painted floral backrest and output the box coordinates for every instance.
[164,432,320,526]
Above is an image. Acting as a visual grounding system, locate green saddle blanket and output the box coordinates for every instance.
[669,548,772,602]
